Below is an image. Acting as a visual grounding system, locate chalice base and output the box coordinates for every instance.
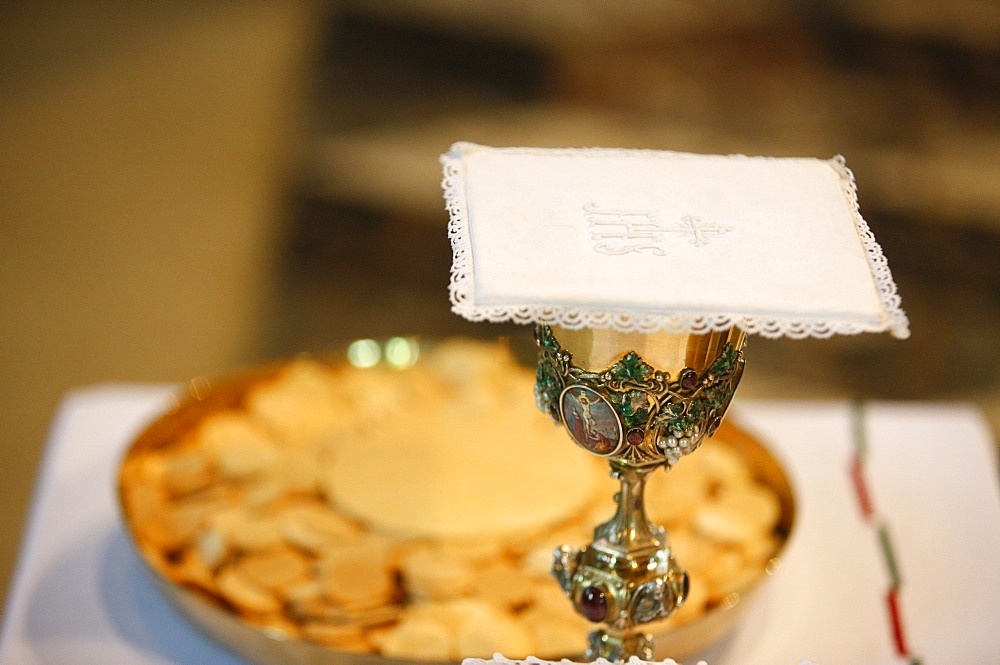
[588,629,655,662]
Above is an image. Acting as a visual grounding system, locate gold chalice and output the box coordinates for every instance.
[535,324,746,661]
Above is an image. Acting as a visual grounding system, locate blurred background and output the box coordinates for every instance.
[2,1,998,614]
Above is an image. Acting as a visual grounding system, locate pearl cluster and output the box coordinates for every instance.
[657,424,701,467]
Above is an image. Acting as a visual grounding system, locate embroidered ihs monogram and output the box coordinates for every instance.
[584,202,733,255]
[584,202,665,255]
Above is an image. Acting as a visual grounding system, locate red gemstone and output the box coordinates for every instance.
[626,429,644,446]
[680,370,698,391]
[580,585,608,622]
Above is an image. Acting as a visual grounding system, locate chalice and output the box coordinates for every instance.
[535,324,745,660]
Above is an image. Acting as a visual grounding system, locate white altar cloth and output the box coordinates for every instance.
[1,385,997,664]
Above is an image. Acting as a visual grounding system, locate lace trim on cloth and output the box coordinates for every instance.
[441,144,910,340]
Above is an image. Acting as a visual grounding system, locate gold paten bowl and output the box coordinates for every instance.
[118,338,795,664]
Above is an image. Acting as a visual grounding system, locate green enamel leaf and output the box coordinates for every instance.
[614,352,652,382]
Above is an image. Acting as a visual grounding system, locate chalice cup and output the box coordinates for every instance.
[535,324,746,661]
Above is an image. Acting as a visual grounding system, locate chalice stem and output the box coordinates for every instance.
[597,463,663,554]
[586,464,670,661]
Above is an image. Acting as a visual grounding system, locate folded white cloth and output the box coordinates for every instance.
[442,143,908,339]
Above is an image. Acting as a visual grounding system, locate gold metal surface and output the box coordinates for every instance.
[550,325,745,375]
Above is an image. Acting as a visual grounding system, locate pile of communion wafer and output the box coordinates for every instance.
[119,338,787,662]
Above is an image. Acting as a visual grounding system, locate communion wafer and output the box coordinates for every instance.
[692,503,760,544]
[209,506,284,552]
[215,566,282,615]
[245,361,350,444]
[236,547,311,591]
[438,538,508,566]
[392,599,537,661]
[528,581,584,619]
[377,616,454,661]
[324,392,606,540]
[196,411,273,460]
[300,622,372,651]
[278,500,362,553]
[196,412,280,480]
[645,462,711,525]
[241,475,286,509]
[519,606,592,659]
[213,435,280,480]
[158,448,213,496]
[699,549,747,604]
[665,527,715,570]
[692,439,750,484]
[470,561,536,610]
[140,492,227,551]
[401,547,477,601]
[319,541,396,606]
[455,606,536,659]
[715,477,782,533]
